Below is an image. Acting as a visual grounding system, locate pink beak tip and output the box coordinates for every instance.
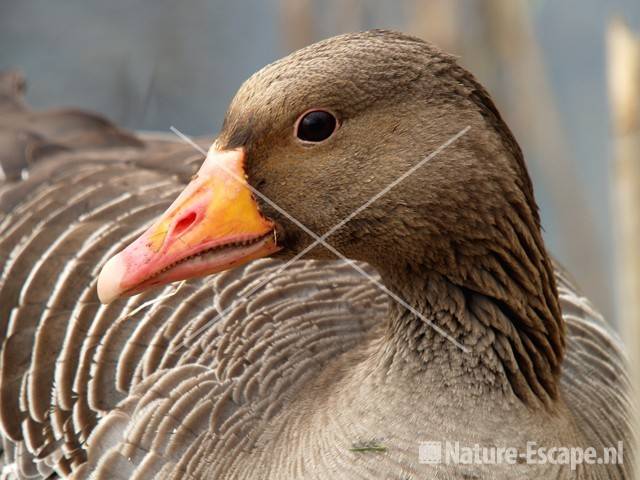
[97,254,127,304]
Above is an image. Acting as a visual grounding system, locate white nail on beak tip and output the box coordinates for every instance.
[97,254,126,304]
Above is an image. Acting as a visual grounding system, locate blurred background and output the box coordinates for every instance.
[1,0,639,328]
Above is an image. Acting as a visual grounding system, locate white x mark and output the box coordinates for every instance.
[168,125,471,352]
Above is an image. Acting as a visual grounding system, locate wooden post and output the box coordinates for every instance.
[407,0,461,54]
[607,17,640,478]
[279,0,314,53]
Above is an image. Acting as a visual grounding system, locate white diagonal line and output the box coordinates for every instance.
[169,126,470,352]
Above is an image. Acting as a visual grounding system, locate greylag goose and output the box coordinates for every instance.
[0,31,634,479]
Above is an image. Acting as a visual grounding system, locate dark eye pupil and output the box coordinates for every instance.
[297,110,337,142]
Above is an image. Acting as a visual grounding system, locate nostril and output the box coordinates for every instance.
[173,211,197,236]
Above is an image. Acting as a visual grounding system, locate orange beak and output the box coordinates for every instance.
[97,146,279,303]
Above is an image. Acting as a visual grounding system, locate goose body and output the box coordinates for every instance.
[0,31,634,479]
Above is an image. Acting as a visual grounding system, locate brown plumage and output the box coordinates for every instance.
[0,31,634,479]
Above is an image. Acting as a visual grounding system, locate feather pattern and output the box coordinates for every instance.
[0,53,634,480]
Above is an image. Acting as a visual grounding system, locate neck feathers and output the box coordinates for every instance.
[382,174,564,407]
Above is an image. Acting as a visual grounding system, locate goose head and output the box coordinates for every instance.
[96,32,560,381]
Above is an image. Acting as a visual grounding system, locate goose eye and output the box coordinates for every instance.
[295,110,338,142]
